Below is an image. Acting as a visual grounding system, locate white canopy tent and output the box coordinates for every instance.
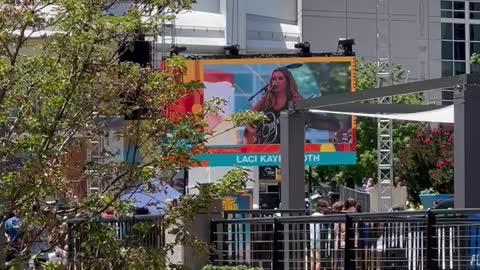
[280,74,480,210]
[309,105,454,123]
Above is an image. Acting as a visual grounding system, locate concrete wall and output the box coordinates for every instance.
[192,0,221,13]
[301,0,441,82]
[246,0,297,22]
[159,0,300,55]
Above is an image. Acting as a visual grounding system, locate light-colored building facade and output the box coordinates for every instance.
[302,0,441,80]
[301,0,443,103]
[154,0,302,57]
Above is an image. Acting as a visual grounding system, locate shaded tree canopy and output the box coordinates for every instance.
[0,0,262,268]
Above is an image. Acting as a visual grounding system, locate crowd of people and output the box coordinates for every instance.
[360,176,405,193]
[360,177,376,193]
[309,198,363,270]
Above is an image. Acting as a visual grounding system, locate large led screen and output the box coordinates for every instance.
[186,57,357,166]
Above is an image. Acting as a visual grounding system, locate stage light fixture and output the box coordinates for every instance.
[338,38,355,56]
[294,42,311,56]
[170,45,187,57]
[224,44,240,56]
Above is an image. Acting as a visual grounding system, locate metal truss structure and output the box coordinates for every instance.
[376,0,394,212]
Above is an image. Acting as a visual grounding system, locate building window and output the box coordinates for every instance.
[472,20,480,75]
[471,24,480,40]
[441,22,466,76]
[440,1,478,104]
[441,1,465,18]
[471,24,480,74]
[471,2,480,19]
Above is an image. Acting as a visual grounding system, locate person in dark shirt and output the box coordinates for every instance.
[5,211,23,261]
[5,211,23,243]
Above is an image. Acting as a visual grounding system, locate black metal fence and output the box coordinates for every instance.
[67,215,165,263]
[210,209,480,270]
[223,209,311,219]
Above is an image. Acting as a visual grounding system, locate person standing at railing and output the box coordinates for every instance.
[355,203,369,270]
[101,206,117,219]
[310,199,330,270]
[364,178,375,193]
[344,199,358,213]
[333,199,358,269]
[330,201,344,213]
[360,177,368,192]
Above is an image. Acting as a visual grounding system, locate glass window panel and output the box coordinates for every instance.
[470,12,480,19]
[454,23,465,40]
[442,23,453,39]
[471,25,480,41]
[454,61,466,74]
[442,61,454,76]
[454,11,465,18]
[442,41,453,59]
[471,43,480,55]
[471,2,480,11]
[442,91,454,102]
[454,42,466,59]
[442,10,453,18]
[442,1,452,9]
[442,91,454,106]
[454,1,465,10]
[471,63,480,74]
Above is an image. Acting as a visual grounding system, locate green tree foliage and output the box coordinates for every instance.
[0,0,260,268]
[471,52,480,65]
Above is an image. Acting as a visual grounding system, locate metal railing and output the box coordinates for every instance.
[210,209,480,270]
[223,209,311,219]
[67,215,165,264]
[339,186,370,213]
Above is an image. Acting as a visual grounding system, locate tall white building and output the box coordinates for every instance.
[153,0,302,57]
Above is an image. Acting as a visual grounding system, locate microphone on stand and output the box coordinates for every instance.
[247,63,301,102]
[248,84,277,101]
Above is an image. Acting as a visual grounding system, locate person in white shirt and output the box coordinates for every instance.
[310,199,331,270]
[48,246,67,265]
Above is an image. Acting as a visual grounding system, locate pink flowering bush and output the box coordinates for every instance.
[395,125,453,202]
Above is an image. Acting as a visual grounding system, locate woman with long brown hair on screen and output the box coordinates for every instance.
[244,67,340,144]
[244,67,302,144]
